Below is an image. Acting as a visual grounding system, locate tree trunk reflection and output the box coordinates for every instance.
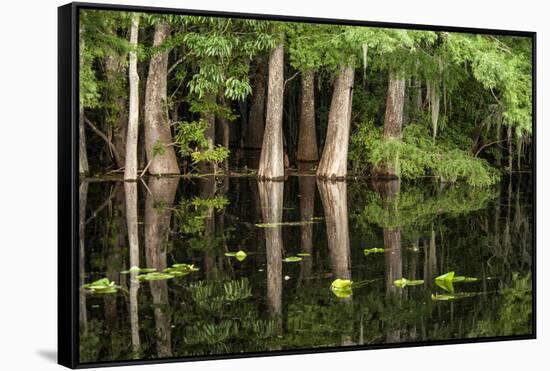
[258,180,284,329]
[298,165,316,281]
[125,181,141,357]
[79,181,89,330]
[144,177,179,358]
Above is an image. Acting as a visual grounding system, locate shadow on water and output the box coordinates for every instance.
[77,174,533,363]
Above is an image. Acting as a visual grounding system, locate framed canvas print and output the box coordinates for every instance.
[58,2,536,368]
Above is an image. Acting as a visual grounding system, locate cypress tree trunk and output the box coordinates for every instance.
[296,70,318,162]
[105,56,127,169]
[378,70,405,178]
[246,56,267,150]
[124,14,140,181]
[317,66,355,180]
[258,44,285,180]
[144,23,180,175]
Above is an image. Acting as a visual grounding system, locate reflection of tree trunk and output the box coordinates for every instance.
[200,176,217,279]
[317,66,354,179]
[318,181,351,280]
[144,23,180,175]
[298,166,316,281]
[105,188,125,326]
[296,70,318,162]
[249,179,265,267]
[125,182,141,356]
[246,56,267,150]
[144,177,179,358]
[258,43,285,180]
[258,181,284,328]
[424,226,437,290]
[79,181,89,329]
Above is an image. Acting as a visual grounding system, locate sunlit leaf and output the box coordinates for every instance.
[282,256,303,262]
[363,248,385,256]
[394,278,424,288]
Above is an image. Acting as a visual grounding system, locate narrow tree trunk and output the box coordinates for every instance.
[105,55,128,168]
[430,82,440,140]
[296,70,318,162]
[246,56,267,149]
[124,181,140,355]
[378,70,405,178]
[317,66,354,179]
[79,24,89,176]
[79,181,89,328]
[258,44,285,180]
[298,164,316,280]
[144,23,180,175]
[125,14,140,181]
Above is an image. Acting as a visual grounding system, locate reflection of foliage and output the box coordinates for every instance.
[79,319,102,363]
[351,182,497,229]
[467,273,532,337]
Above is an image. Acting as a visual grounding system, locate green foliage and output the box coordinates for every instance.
[173,120,230,167]
[350,121,500,187]
[394,278,424,288]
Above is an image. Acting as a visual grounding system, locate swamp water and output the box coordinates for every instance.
[78,175,533,363]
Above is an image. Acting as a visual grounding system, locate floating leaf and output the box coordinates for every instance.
[282,256,303,263]
[435,271,455,282]
[436,279,455,292]
[138,272,175,281]
[121,266,157,274]
[394,278,424,288]
[330,279,353,298]
[225,250,247,261]
[296,253,311,257]
[164,263,199,277]
[462,277,479,283]
[82,278,119,294]
[431,292,477,301]
[363,248,385,256]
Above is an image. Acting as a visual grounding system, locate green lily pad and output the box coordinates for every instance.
[363,248,385,256]
[436,271,455,282]
[225,250,247,261]
[163,263,199,277]
[436,279,455,292]
[330,279,353,298]
[138,272,175,281]
[394,278,424,288]
[282,256,303,262]
[121,266,157,274]
[431,292,477,301]
[296,253,311,257]
[82,278,119,294]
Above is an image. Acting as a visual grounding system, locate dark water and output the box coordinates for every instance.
[78,175,533,363]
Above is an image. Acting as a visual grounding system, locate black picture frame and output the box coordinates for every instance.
[58,2,537,368]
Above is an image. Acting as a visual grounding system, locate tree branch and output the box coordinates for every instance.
[84,117,122,161]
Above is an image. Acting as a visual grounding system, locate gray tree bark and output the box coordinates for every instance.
[246,56,267,150]
[317,66,355,179]
[124,14,140,181]
[296,70,318,162]
[144,23,180,175]
[258,44,285,180]
[79,24,89,176]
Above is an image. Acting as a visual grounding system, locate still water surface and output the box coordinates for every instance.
[79,175,533,363]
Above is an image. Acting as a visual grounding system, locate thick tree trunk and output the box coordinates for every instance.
[144,177,179,358]
[258,44,285,180]
[144,23,180,175]
[317,66,355,179]
[125,14,140,181]
[296,70,318,162]
[378,70,405,177]
[258,180,284,329]
[246,56,267,149]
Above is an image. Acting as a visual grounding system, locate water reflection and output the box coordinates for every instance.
[79,175,533,363]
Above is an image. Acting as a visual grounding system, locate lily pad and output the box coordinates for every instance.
[435,271,455,282]
[436,279,455,292]
[225,250,248,261]
[431,292,477,301]
[394,278,424,288]
[82,278,119,294]
[330,279,353,298]
[138,272,175,281]
[121,266,157,274]
[363,248,385,256]
[282,256,303,263]
[296,253,311,257]
[164,263,199,277]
